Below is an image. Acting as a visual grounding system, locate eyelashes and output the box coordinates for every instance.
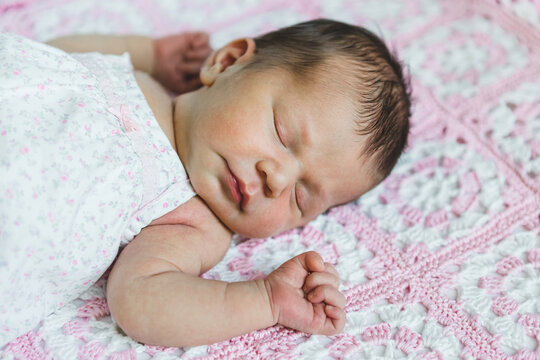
[273,111,287,147]
[294,184,303,215]
[273,109,303,215]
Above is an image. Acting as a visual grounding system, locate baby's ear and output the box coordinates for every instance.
[200,38,255,86]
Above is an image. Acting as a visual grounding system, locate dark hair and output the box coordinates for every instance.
[245,19,411,183]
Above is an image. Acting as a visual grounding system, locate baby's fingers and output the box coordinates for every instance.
[307,284,346,309]
[324,305,346,333]
[176,60,205,75]
[185,46,212,61]
[303,271,339,294]
[312,303,346,335]
[191,32,209,49]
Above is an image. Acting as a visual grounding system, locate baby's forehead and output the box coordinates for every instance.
[284,57,355,91]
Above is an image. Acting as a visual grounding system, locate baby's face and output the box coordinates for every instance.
[176,66,376,238]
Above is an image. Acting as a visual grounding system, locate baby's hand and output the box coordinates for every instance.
[153,32,212,94]
[264,251,346,335]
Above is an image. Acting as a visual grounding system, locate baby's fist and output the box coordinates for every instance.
[153,32,212,94]
[265,251,346,335]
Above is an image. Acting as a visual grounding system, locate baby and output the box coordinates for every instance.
[0,19,410,347]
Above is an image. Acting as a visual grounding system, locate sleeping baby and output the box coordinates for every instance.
[0,19,410,347]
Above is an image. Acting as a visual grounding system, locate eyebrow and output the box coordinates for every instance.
[292,110,320,214]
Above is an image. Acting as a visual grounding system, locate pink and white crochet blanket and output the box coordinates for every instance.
[1,0,539,359]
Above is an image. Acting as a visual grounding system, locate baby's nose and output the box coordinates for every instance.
[256,158,298,198]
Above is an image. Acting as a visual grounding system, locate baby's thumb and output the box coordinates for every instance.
[303,251,325,272]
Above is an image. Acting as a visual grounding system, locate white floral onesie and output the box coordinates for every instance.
[0,32,196,347]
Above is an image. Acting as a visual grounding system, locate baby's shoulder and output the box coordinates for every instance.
[150,196,231,237]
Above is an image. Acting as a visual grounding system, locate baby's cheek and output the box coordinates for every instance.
[233,210,289,238]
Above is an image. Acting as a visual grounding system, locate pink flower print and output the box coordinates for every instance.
[5,189,13,199]
[37,84,45,90]
[12,69,21,75]
[1,130,6,136]
[163,202,169,208]
[78,102,85,108]
[19,146,28,154]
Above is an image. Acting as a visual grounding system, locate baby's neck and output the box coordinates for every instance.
[172,92,193,167]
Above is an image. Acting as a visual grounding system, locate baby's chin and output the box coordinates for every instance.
[227,224,273,239]
[224,218,283,239]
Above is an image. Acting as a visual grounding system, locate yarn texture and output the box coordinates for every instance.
[1,0,539,358]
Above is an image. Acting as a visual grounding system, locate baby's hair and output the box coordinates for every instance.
[244,19,411,183]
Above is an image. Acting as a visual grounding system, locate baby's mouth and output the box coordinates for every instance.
[226,166,244,210]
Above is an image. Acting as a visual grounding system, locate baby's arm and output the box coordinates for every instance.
[46,33,211,93]
[46,34,155,74]
[107,196,346,347]
[107,196,274,347]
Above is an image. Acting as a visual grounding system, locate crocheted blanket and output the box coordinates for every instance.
[1,0,539,359]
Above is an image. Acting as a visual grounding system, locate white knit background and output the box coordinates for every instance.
[1,0,539,359]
